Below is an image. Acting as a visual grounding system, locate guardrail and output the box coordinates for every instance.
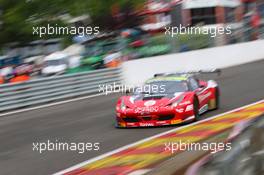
[0,68,121,112]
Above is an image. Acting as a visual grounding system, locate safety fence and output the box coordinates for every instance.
[0,68,121,112]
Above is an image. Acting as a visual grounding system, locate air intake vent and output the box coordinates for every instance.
[143,95,164,100]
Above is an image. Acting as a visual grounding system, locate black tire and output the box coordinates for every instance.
[115,124,122,129]
[193,96,200,121]
[114,117,122,128]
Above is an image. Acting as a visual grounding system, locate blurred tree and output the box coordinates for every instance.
[0,0,67,46]
[69,0,145,29]
[0,0,145,47]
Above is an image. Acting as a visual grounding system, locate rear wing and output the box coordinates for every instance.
[154,69,221,77]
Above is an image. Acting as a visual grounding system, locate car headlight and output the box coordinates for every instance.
[171,102,178,108]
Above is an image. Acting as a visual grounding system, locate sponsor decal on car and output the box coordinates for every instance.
[199,104,209,114]
[185,104,193,112]
[198,92,212,102]
[139,123,154,127]
[179,101,191,106]
[135,106,159,115]
[176,108,184,113]
[171,119,182,124]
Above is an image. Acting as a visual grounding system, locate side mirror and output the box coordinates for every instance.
[125,89,130,95]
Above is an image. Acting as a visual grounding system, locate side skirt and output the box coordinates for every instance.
[199,104,209,115]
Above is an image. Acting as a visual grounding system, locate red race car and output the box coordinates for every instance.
[115,70,221,128]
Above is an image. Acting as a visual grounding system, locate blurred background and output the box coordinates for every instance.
[0,1,264,175]
[0,0,263,83]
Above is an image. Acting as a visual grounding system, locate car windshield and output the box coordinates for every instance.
[135,81,189,95]
[45,59,65,66]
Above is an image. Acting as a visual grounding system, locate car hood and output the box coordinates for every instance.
[123,92,184,108]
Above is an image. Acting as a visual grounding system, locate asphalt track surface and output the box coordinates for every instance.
[0,60,264,175]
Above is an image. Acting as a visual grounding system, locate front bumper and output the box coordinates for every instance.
[116,109,194,128]
[116,119,187,128]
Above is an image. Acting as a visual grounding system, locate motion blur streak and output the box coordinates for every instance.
[57,100,264,175]
[0,60,264,175]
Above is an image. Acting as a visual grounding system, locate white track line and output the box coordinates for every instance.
[54,99,264,175]
[128,169,152,175]
[0,93,108,117]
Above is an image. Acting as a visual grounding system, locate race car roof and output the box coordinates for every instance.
[146,75,189,83]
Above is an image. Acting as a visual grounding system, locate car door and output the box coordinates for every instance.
[189,77,211,113]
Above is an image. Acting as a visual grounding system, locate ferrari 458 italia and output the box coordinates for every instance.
[115,70,220,128]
